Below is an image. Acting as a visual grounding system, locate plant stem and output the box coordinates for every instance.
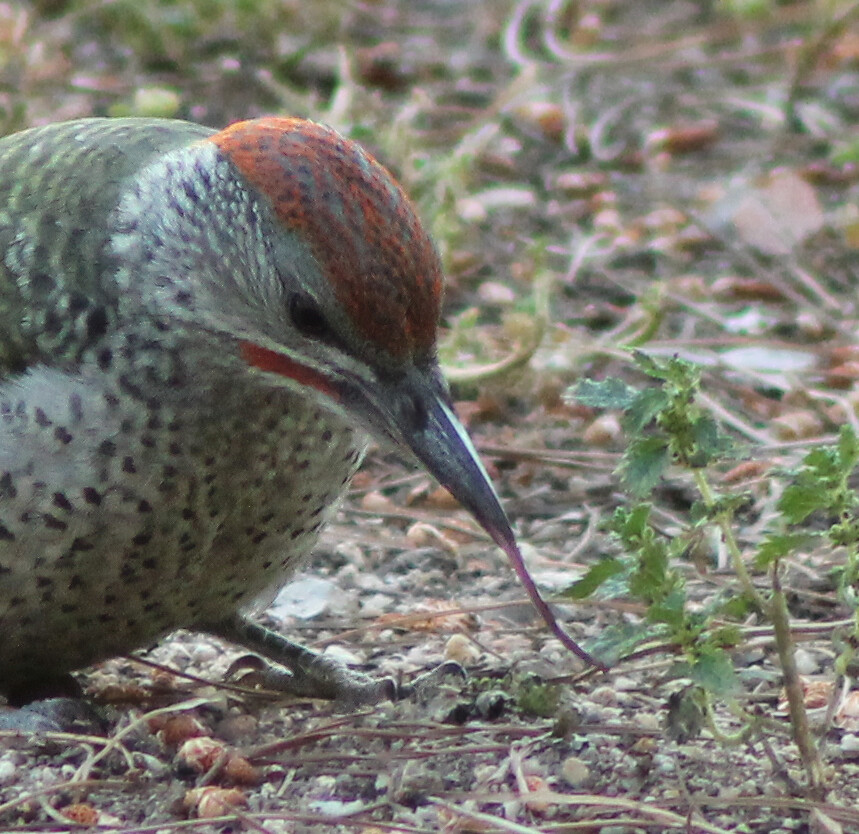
[769,565,824,794]
[702,691,753,745]
[692,469,766,611]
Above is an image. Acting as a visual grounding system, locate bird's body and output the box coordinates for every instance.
[0,119,374,694]
[0,116,593,703]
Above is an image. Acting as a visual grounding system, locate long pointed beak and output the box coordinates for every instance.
[406,397,509,547]
[400,391,604,669]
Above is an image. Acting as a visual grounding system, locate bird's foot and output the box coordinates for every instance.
[230,653,466,709]
[392,660,467,703]
[209,615,466,709]
[228,651,396,707]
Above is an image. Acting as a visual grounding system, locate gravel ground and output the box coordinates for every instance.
[3,1,859,831]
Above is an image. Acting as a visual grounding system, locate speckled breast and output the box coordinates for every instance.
[0,371,363,686]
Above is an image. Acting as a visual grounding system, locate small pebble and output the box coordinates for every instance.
[793,648,818,675]
[583,413,622,446]
[477,281,516,305]
[560,755,590,787]
[590,684,619,706]
[0,758,16,785]
[444,634,480,666]
[215,714,258,743]
[636,712,661,731]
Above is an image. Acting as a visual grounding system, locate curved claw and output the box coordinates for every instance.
[394,660,467,703]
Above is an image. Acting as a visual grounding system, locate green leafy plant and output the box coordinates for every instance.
[566,351,859,792]
[569,355,743,693]
[759,425,859,679]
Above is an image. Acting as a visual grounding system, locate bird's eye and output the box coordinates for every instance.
[288,294,330,340]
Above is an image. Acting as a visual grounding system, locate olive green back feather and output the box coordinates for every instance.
[0,118,214,377]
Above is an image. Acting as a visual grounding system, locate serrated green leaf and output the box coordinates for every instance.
[609,503,652,542]
[663,355,701,389]
[690,414,732,464]
[569,377,637,410]
[802,448,839,482]
[689,646,739,695]
[648,588,687,627]
[583,621,654,665]
[829,519,859,548]
[631,350,665,379]
[755,531,816,568]
[620,436,670,496]
[778,483,827,524]
[709,624,742,648]
[622,388,669,434]
[688,500,711,524]
[719,595,756,620]
[628,535,673,604]
[710,492,754,516]
[564,557,626,599]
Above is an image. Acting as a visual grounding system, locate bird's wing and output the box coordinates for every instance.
[0,118,214,379]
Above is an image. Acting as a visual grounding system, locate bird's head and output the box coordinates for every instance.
[205,118,512,555]
[112,116,598,667]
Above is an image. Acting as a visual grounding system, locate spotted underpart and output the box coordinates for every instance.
[212,118,444,360]
[0,342,363,688]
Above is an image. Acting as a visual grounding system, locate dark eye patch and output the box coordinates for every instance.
[289,294,330,340]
